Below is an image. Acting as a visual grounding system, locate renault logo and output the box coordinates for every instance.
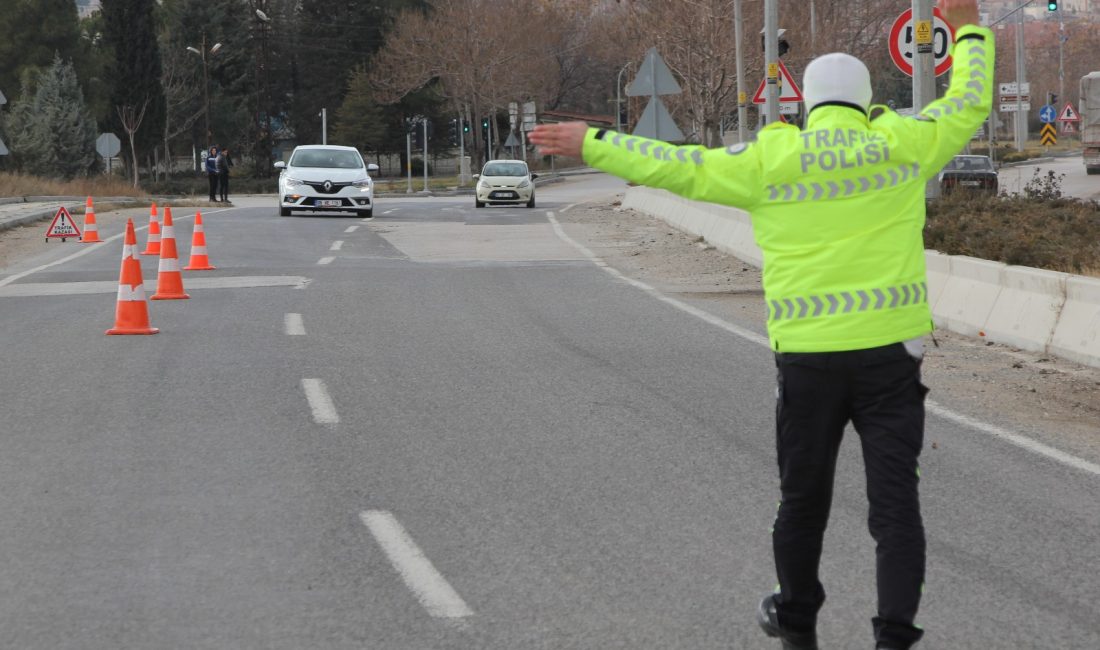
[323,180,333,192]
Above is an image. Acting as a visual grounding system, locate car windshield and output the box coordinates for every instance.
[290,149,363,169]
[944,157,994,172]
[482,163,528,177]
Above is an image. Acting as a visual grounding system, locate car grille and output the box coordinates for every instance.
[306,181,352,194]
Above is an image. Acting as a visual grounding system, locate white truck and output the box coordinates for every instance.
[1082,71,1100,175]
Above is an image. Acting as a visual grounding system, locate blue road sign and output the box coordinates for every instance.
[1039,104,1056,124]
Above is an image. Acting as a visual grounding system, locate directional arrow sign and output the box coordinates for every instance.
[1039,105,1056,124]
[626,47,681,97]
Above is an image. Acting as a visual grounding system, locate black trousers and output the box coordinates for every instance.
[772,342,927,649]
[208,172,218,201]
[218,172,229,201]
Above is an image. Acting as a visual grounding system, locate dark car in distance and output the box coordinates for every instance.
[938,155,998,194]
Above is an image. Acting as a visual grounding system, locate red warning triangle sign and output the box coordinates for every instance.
[46,206,82,240]
[752,61,804,104]
[1057,102,1080,122]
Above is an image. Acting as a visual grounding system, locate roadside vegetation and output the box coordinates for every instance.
[0,171,143,199]
[925,169,1100,277]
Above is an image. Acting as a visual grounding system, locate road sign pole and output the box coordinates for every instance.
[912,0,939,198]
[734,0,747,142]
[763,0,779,124]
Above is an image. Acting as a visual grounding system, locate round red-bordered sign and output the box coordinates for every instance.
[889,8,957,77]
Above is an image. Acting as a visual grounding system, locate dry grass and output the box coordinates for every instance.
[925,192,1100,277]
[0,172,146,199]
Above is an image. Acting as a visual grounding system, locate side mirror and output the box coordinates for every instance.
[472,173,480,180]
[367,163,379,174]
[274,161,286,169]
[530,173,539,180]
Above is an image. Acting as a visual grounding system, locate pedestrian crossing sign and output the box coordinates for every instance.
[1039,123,1057,146]
[45,206,82,241]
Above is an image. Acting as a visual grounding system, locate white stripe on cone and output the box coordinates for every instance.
[117,284,146,301]
[159,258,180,272]
[191,245,207,255]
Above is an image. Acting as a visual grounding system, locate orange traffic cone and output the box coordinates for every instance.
[141,202,161,256]
[151,206,190,300]
[106,219,159,335]
[183,211,216,271]
[81,196,102,243]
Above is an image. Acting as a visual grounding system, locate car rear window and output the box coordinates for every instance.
[483,163,528,177]
[945,157,994,172]
[290,149,363,169]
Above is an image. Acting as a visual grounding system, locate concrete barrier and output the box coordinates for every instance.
[982,266,1069,353]
[925,250,952,311]
[623,186,1100,368]
[1049,275,1100,369]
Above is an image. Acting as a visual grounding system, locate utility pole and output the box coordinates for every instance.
[763,0,780,124]
[320,108,327,145]
[734,0,748,142]
[1015,8,1027,151]
[912,0,939,197]
[406,132,412,194]
[423,120,429,192]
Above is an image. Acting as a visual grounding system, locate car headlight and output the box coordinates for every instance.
[517,179,530,189]
[352,178,372,189]
[284,177,303,188]
[477,180,489,190]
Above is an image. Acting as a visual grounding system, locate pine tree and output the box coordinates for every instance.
[100,0,166,179]
[332,64,387,152]
[4,55,97,179]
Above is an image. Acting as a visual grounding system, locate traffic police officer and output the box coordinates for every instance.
[529,1,990,647]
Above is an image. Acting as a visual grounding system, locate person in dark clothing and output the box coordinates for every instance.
[205,146,219,201]
[216,147,232,203]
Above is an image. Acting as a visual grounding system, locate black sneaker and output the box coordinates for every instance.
[757,595,819,650]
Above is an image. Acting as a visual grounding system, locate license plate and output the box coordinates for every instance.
[961,180,980,186]
[316,199,342,207]
[490,191,516,199]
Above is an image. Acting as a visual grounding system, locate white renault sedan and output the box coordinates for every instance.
[474,160,538,208]
[275,145,379,217]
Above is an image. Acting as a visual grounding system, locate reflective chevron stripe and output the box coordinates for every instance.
[768,282,927,321]
[606,134,705,165]
[763,162,920,202]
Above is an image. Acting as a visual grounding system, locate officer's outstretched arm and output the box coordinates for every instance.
[908,24,995,178]
[580,129,764,209]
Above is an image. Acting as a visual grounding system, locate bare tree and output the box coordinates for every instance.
[116,101,149,188]
[160,45,203,178]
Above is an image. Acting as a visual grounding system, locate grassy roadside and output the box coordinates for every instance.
[0,172,146,199]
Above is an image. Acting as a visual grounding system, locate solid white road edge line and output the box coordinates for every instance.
[331,240,344,251]
[317,256,335,265]
[345,225,360,233]
[301,378,339,424]
[0,207,230,289]
[285,313,306,336]
[545,210,1100,479]
[359,510,475,619]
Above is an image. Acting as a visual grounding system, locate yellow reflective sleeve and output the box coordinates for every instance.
[906,25,995,179]
[581,129,764,209]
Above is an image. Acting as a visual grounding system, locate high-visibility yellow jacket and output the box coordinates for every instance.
[583,25,994,352]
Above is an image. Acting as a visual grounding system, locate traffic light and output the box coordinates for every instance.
[447,118,458,146]
[463,120,470,134]
[1047,1,1058,10]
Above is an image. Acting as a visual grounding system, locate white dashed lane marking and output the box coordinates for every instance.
[330,240,344,251]
[360,510,475,620]
[345,226,359,233]
[285,313,305,336]
[317,257,335,265]
[301,378,339,424]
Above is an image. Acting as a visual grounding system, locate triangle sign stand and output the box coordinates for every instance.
[625,47,684,142]
[752,60,804,104]
[45,206,82,242]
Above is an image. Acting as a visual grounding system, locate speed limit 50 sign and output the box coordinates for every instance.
[889,8,957,77]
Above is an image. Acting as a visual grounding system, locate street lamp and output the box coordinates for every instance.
[616,61,632,132]
[186,33,222,148]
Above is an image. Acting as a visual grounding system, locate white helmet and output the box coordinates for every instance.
[802,53,873,114]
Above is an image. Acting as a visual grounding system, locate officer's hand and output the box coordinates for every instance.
[938,0,980,28]
[529,122,588,158]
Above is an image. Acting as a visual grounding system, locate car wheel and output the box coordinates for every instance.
[1087,168,1099,176]
[280,207,292,216]
[526,193,535,208]
[475,199,485,208]
[359,208,373,218]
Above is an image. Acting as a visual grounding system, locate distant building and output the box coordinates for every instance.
[76,0,100,18]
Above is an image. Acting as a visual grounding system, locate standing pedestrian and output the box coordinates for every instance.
[216,146,232,203]
[529,1,989,648]
[205,145,219,202]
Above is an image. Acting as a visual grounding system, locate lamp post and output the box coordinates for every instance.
[615,62,632,132]
[252,3,274,173]
[186,33,222,148]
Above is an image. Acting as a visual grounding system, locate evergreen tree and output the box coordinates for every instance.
[3,55,98,179]
[332,64,386,152]
[100,0,166,174]
[0,0,83,99]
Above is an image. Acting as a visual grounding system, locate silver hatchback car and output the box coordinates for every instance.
[474,160,538,208]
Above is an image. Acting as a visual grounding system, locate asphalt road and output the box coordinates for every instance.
[997,154,1100,201]
[1,176,1098,649]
